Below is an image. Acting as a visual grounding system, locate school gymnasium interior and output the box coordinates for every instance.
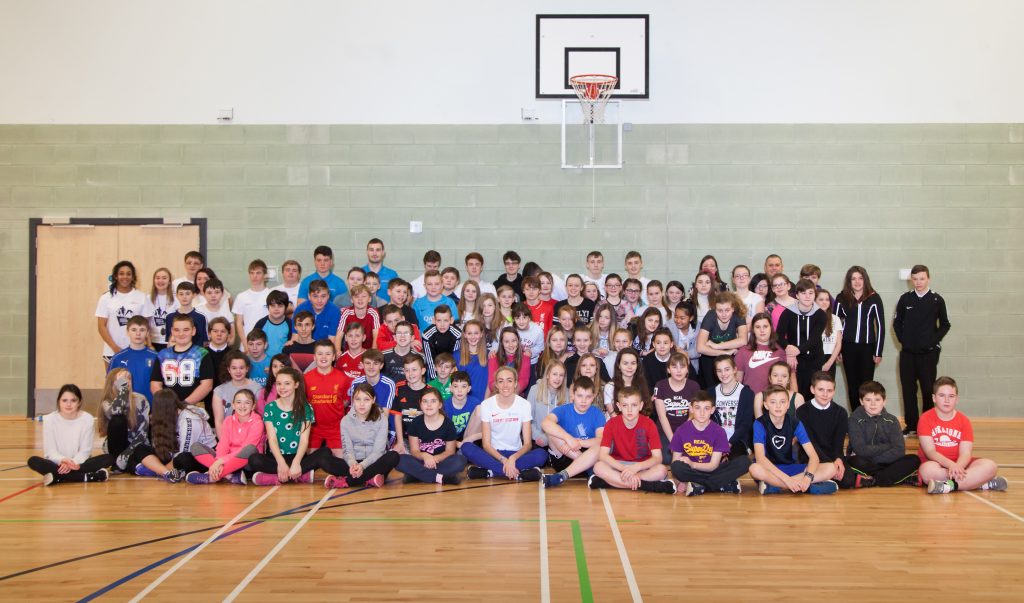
[1,2,1022,601]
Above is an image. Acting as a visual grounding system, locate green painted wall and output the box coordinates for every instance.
[1,124,1022,416]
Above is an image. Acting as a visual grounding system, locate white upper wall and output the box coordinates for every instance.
[2,0,1021,124]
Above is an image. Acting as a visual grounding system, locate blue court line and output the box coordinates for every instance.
[76,487,370,603]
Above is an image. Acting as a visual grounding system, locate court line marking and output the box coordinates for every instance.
[570,519,595,603]
[539,481,550,603]
[224,488,337,603]
[964,491,1024,524]
[0,482,41,504]
[0,464,28,472]
[0,478,38,481]
[127,486,279,602]
[599,490,643,603]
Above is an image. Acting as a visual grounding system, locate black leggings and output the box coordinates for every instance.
[842,342,877,408]
[172,452,207,473]
[323,451,400,486]
[28,455,112,482]
[245,447,336,476]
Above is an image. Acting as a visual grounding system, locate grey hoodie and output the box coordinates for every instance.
[847,406,905,464]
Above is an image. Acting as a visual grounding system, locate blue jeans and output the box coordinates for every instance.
[461,442,548,475]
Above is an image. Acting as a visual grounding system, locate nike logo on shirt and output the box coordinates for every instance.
[747,351,778,369]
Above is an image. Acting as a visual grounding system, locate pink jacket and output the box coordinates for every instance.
[217,412,266,458]
[487,352,531,394]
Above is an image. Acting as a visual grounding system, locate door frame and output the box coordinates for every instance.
[27,218,208,416]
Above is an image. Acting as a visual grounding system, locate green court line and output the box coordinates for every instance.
[571,520,594,603]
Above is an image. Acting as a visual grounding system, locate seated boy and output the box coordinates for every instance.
[795,371,848,485]
[252,290,292,357]
[108,315,159,402]
[382,321,424,384]
[282,311,316,372]
[423,305,462,380]
[304,339,350,458]
[749,385,838,495]
[839,381,920,488]
[590,386,675,494]
[920,376,1008,494]
[348,349,398,444]
[427,352,456,400]
[670,391,751,495]
[411,270,459,332]
[392,355,429,454]
[443,371,482,445]
[166,282,207,347]
[335,322,366,380]
[541,376,607,488]
[245,330,271,388]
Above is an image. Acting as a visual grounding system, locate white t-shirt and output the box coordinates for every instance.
[141,293,177,345]
[196,301,234,329]
[480,395,532,451]
[232,288,270,337]
[410,274,427,300]
[742,291,764,321]
[629,275,651,304]
[822,314,844,355]
[516,323,545,365]
[95,289,147,356]
[549,274,568,302]
[272,283,300,306]
[459,279,497,298]
[714,383,746,440]
[581,272,608,297]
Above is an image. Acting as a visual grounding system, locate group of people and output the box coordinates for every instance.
[33,241,1005,498]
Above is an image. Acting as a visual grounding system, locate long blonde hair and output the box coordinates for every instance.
[458,319,488,367]
[573,353,604,395]
[534,360,568,407]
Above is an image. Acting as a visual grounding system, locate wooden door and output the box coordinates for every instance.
[33,222,201,414]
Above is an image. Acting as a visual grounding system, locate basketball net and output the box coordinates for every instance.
[569,74,618,124]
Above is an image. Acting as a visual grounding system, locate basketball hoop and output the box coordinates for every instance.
[569,74,618,124]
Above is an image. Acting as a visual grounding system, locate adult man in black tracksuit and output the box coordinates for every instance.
[893,265,951,435]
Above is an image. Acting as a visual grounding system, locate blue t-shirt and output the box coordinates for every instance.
[753,415,811,466]
[249,355,271,387]
[410,295,459,332]
[298,272,347,301]
[108,346,159,401]
[363,264,398,302]
[443,395,483,438]
[293,301,341,341]
[254,316,293,358]
[455,354,489,401]
[549,403,606,441]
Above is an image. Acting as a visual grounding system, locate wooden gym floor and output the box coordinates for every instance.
[0,417,1021,602]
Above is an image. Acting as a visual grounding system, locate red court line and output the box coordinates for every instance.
[0,482,41,504]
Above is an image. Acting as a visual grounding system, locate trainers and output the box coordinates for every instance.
[185,471,211,485]
[402,473,418,484]
[685,482,705,497]
[982,476,1008,492]
[927,479,955,494]
[87,469,109,483]
[854,474,877,489]
[42,473,55,487]
[587,475,611,489]
[467,466,493,480]
[519,468,543,482]
[441,473,463,485]
[252,472,281,486]
[650,479,676,495]
[366,474,385,488]
[902,427,916,437]
[718,480,741,494]
[324,475,348,489]
[808,480,839,495]
[295,470,314,484]
[758,481,781,495]
[163,469,186,483]
[134,463,159,478]
[543,472,568,489]
[227,472,244,485]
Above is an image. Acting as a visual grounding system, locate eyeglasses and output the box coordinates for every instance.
[626,289,641,294]
[772,282,788,289]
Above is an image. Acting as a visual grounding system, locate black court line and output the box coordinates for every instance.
[0,465,28,472]
[0,481,522,583]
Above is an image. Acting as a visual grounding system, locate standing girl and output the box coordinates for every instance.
[698,255,729,293]
[97,369,153,476]
[212,351,259,438]
[496,285,517,325]
[456,320,491,401]
[461,366,548,481]
[590,304,615,359]
[29,385,112,485]
[688,272,717,328]
[553,306,578,355]
[477,293,502,351]
[697,292,749,387]
[604,348,650,415]
[143,267,176,350]
[96,260,147,366]
[456,279,481,325]
[583,282,601,304]
[645,280,671,323]
[602,328,633,380]
[817,288,844,377]
[735,312,787,395]
[325,383,400,488]
[527,360,568,450]
[538,327,571,377]
[246,367,334,485]
[397,387,466,484]
[186,388,264,484]
[732,265,765,327]
[767,273,796,329]
[487,327,531,395]
[631,307,663,355]
[835,266,884,408]
[665,280,687,314]
[257,353,291,415]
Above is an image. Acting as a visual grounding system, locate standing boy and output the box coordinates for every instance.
[464,252,497,296]
[108,316,159,402]
[624,251,651,304]
[893,265,952,435]
[252,290,292,357]
[196,278,234,342]
[919,376,1007,494]
[172,250,204,291]
[795,372,849,486]
[410,250,442,300]
[297,245,347,305]
[271,259,302,308]
[493,250,523,300]
[411,270,459,332]
[245,330,271,388]
[776,279,827,399]
[589,386,675,494]
[337,285,380,351]
[839,381,920,488]
[166,282,208,347]
[363,238,398,301]
[582,251,608,297]
[331,267,366,309]
[232,259,271,344]
[670,391,751,495]
[293,280,342,349]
